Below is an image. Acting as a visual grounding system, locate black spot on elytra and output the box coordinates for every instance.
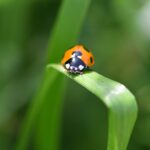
[82,46,90,52]
[90,57,93,63]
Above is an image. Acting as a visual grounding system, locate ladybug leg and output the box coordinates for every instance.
[67,70,72,74]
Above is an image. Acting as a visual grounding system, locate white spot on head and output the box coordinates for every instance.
[70,66,73,70]
[78,65,84,70]
[72,57,76,62]
[71,54,76,58]
[77,56,82,59]
[65,63,70,69]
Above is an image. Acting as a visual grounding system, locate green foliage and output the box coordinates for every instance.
[1,0,150,150]
[16,0,138,149]
[16,0,92,150]
[47,0,91,62]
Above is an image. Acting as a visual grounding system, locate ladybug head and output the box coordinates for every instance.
[71,51,82,58]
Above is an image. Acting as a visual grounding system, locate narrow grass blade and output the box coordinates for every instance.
[47,0,91,63]
[16,70,59,150]
[35,0,92,149]
[47,64,138,150]
[35,75,66,150]
[16,0,92,149]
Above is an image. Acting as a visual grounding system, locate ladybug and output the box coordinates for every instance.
[61,45,94,74]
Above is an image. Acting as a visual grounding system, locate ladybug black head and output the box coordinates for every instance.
[71,51,82,58]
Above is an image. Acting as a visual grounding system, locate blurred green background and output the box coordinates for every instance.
[0,0,150,149]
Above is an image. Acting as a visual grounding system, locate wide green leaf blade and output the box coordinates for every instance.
[47,64,138,150]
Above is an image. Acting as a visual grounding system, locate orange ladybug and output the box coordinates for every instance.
[61,45,94,74]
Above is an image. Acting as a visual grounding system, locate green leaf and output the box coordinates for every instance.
[47,64,138,150]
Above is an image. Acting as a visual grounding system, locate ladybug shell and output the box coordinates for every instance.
[61,45,94,67]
